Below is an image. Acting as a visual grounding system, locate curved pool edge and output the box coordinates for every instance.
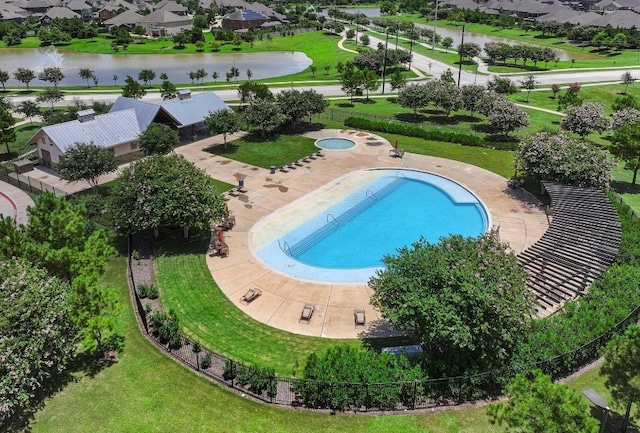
[315,137,357,151]
[250,168,492,284]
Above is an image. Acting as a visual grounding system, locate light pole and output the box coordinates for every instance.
[381,28,389,95]
[457,23,465,87]
[432,0,439,51]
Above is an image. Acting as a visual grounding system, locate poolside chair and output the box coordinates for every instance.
[241,288,261,304]
[300,304,314,323]
[211,240,229,257]
[389,148,405,158]
[354,309,366,328]
[221,215,236,230]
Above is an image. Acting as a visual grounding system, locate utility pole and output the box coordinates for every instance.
[457,23,465,87]
[432,0,439,51]
[355,10,359,45]
[381,28,389,95]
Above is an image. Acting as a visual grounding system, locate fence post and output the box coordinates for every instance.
[412,381,417,410]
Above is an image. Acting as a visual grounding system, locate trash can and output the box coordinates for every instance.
[238,179,244,189]
[270,165,276,174]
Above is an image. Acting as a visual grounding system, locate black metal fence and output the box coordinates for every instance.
[0,166,67,197]
[125,234,640,412]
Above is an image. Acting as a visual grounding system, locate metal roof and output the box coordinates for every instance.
[110,97,161,130]
[160,91,229,128]
[41,108,141,152]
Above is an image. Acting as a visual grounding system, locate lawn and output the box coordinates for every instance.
[205,133,318,169]
[27,257,624,432]
[2,122,40,160]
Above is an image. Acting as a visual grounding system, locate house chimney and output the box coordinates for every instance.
[77,109,95,122]
[178,89,192,100]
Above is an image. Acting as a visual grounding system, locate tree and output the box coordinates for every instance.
[38,66,65,90]
[488,75,518,95]
[457,42,481,61]
[433,81,462,116]
[516,131,613,189]
[487,370,599,433]
[195,68,208,85]
[557,82,582,111]
[212,71,219,82]
[203,108,242,148]
[360,33,370,46]
[159,72,168,81]
[36,88,64,110]
[0,259,76,423]
[461,84,486,117]
[160,79,177,100]
[613,94,639,112]
[440,68,456,85]
[276,89,328,129]
[78,68,95,88]
[560,102,609,137]
[173,31,188,48]
[600,325,640,431]
[138,122,180,155]
[370,233,533,376]
[441,36,454,49]
[621,71,636,94]
[0,68,9,91]
[122,75,146,99]
[346,28,355,41]
[246,69,252,80]
[389,70,407,91]
[309,65,317,77]
[610,121,640,185]
[397,83,431,115]
[112,74,118,85]
[16,100,40,125]
[519,74,537,103]
[110,153,227,236]
[138,69,156,87]
[58,142,118,193]
[488,99,530,136]
[360,68,379,101]
[611,108,640,131]
[244,99,286,137]
[13,67,36,90]
[551,83,560,99]
[0,106,16,154]
[237,81,273,106]
[340,63,363,104]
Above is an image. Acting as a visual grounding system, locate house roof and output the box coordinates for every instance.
[65,0,91,10]
[139,8,187,24]
[224,8,267,21]
[160,91,229,128]
[155,0,186,12]
[566,11,601,24]
[41,6,81,19]
[109,97,161,130]
[589,9,640,27]
[31,109,142,152]
[105,0,139,12]
[104,9,143,25]
[17,0,54,10]
[538,8,582,21]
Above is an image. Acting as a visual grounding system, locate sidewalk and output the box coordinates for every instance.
[0,181,34,225]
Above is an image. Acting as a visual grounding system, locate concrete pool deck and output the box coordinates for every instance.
[175,129,548,339]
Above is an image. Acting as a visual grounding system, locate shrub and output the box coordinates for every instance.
[200,354,211,369]
[137,283,158,299]
[343,117,517,150]
[149,310,181,349]
[223,359,237,381]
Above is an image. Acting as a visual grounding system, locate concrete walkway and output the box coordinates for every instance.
[0,181,34,224]
[175,129,548,339]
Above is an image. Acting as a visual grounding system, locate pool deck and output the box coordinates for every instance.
[175,129,548,339]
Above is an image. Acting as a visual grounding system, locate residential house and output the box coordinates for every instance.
[137,8,192,36]
[591,0,639,12]
[154,0,187,16]
[103,8,142,28]
[15,0,54,15]
[39,6,80,25]
[29,90,230,169]
[221,8,268,30]
[65,0,92,20]
[588,9,640,28]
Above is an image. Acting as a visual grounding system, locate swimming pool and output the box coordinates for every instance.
[315,137,356,150]
[253,169,489,283]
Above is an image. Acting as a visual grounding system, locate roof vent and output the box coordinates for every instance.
[177,89,192,100]
[77,109,95,122]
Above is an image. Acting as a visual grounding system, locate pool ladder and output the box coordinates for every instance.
[326,214,339,226]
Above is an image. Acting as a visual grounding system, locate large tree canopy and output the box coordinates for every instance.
[138,122,180,155]
[370,233,533,375]
[516,130,613,189]
[110,153,226,235]
[0,259,76,423]
[487,370,599,433]
[58,141,118,193]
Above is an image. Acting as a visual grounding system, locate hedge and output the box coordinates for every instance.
[343,117,519,150]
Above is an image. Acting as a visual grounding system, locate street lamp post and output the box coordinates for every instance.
[432,0,439,51]
[381,28,390,95]
[457,23,465,87]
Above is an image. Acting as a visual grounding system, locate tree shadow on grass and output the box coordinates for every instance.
[204,141,240,156]
[611,180,640,195]
[336,102,355,108]
[425,114,461,126]
[395,112,427,123]
[0,352,118,433]
[0,151,18,162]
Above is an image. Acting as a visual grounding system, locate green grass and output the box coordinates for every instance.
[28,256,619,432]
[4,122,40,158]
[153,237,361,375]
[205,133,318,169]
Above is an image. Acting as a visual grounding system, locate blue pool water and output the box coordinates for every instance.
[256,170,489,283]
[316,137,356,150]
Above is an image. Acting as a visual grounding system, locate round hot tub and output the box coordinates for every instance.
[315,137,356,150]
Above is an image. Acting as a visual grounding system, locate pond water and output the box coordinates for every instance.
[415,23,599,61]
[0,47,312,86]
